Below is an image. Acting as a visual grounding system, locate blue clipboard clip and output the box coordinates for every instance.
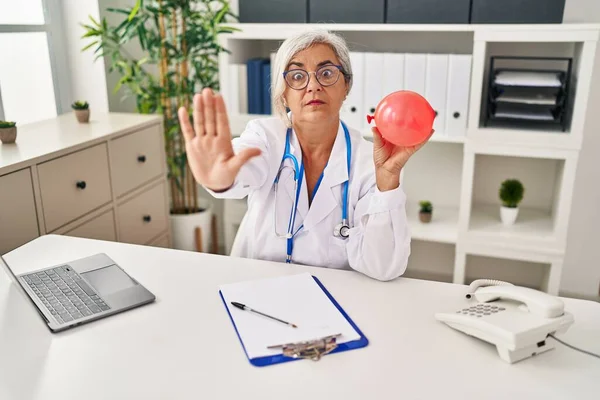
[267,333,342,361]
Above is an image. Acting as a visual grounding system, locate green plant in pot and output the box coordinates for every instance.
[72,101,90,123]
[419,200,433,223]
[0,120,17,144]
[499,179,524,226]
[81,0,237,252]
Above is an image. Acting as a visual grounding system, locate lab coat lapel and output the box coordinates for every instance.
[302,124,348,231]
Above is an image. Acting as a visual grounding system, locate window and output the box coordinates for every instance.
[0,1,68,125]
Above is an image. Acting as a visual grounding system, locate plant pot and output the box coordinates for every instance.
[75,109,90,123]
[500,206,519,226]
[170,199,213,252]
[0,126,17,144]
[419,211,432,223]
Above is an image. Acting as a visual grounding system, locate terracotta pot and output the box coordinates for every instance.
[75,109,90,123]
[419,211,432,223]
[0,126,17,144]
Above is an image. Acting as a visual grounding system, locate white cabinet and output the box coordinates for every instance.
[0,168,40,254]
[0,112,172,254]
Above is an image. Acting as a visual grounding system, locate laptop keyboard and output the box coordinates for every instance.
[23,266,111,324]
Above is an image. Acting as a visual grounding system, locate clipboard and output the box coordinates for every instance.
[219,274,368,367]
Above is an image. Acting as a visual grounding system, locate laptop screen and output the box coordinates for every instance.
[0,254,22,286]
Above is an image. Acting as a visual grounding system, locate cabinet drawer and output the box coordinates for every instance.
[117,182,168,245]
[111,124,164,197]
[63,209,117,242]
[38,143,112,232]
[0,168,39,254]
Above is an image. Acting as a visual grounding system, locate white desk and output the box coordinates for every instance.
[1,235,599,400]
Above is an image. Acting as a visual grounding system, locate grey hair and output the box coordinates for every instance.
[271,29,353,126]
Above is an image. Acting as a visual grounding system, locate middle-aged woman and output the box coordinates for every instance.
[177,29,432,281]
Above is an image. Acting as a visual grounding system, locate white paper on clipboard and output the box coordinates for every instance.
[219,273,360,359]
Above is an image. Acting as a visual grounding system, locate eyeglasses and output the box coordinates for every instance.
[283,64,345,90]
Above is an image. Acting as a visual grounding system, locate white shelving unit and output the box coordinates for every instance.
[217,23,600,294]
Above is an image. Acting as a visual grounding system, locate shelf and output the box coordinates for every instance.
[223,23,600,40]
[465,254,549,291]
[404,240,455,283]
[468,205,555,243]
[406,204,459,244]
[469,127,579,151]
[230,113,465,144]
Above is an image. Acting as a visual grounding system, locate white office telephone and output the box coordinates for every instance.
[435,279,574,363]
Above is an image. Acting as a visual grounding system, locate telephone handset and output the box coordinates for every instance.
[435,279,574,364]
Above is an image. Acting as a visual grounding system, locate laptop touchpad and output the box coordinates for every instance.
[82,265,136,296]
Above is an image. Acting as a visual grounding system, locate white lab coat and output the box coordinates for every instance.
[205,117,411,281]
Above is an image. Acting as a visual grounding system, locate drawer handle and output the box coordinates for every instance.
[76,181,87,190]
[137,155,147,163]
[143,215,152,223]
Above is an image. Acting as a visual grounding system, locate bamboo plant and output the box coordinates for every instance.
[81,0,237,214]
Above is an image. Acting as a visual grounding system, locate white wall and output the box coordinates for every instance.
[59,0,109,113]
[98,0,141,113]
[560,0,600,298]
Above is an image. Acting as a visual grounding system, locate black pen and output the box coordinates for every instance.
[231,302,298,328]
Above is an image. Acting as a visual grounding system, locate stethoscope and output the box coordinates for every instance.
[273,121,352,263]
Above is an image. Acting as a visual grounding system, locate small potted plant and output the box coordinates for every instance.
[499,179,524,226]
[0,120,17,144]
[72,101,90,123]
[419,200,433,223]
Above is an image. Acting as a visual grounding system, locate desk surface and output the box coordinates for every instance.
[1,235,599,400]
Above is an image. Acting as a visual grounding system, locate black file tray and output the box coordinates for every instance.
[484,56,573,132]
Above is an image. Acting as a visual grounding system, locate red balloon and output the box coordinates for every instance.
[366,90,435,147]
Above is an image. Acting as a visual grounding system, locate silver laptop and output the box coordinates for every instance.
[0,252,155,332]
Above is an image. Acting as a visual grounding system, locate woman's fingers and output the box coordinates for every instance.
[215,93,231,140]
[192,93,205,137]
[178,107,195,142]
[203,88,216,136]
[227,147,262,174]
[414,129,435,152]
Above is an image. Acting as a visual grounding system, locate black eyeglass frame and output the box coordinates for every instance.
[282,64,350,90]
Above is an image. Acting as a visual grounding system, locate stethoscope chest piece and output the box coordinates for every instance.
[333,222,350,239]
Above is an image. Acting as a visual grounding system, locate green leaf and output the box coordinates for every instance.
[80,40,99,52]
[106,8,133,16]
[214,4,228,24]
[88,14,101,27]
[128,0,142,21]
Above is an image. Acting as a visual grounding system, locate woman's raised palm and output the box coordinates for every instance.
[178,88,261,191]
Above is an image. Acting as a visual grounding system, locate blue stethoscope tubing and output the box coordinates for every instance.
[274,121,352,263]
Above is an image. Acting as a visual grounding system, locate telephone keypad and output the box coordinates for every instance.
[457,303,506,317]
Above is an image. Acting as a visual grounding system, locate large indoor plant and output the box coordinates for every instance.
[82,0,237,251]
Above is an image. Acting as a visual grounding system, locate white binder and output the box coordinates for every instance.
[364,52,385,117]
[445,54,472,137]
[382,53,405,96]
[228,64,240,114]
[404,54,427,97]
[341,52,365,130]
[425,54,449,134]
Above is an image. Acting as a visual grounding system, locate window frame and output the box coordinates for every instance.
[0,0,71,121]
